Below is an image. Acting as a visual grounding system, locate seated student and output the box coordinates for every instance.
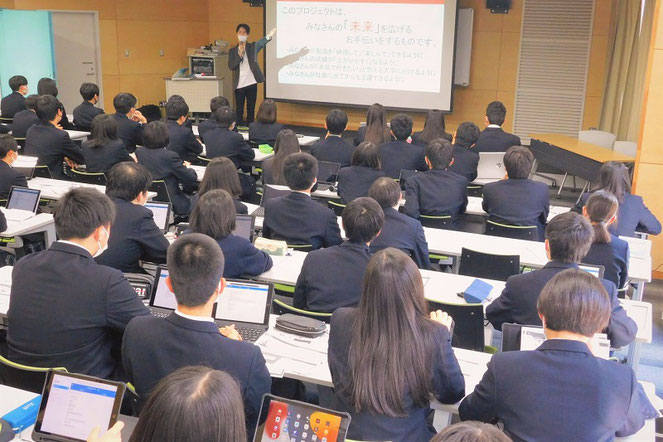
[461,269,653,441]
[135,121,198,216]
[294,197,383,312]
[448,121,481,182]
[10,94,39,139]
[1,75,28,118]
[261,128,300,186]
[432,421,512,442]
[337,141,385,203]
[379,113,428,178]
[72,82,104,131]
[7,188,149,377]
[0,123,7,135]
[310,109,355,168]
[582,190,629,289]
[573,161,661,237]
[205,106,255,167]
[486,212,636,348]
[165,99,203,162]
[474,101,521,153]
[24,95,84,180]
[0,135,27,198]
[96,162,169,273]
[329,248,464,441]
[112,93,147,153]
[263,152,343,249]
[82,114,133,173]
[37,78,74,130]
[198,96,229,143]
[368,177,430,269]
[403,139,468,227]
[193,157,248,214]
[482,145,549,240]
[248,99,284,145]
[411,109,453,147]
[189,190,272,278]
[121,234,271,434]
[354,103,391,146]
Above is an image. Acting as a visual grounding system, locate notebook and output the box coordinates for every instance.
[251,185,292,217]
[3,186,40,222]
[476,152,507,181]
[315,161,341,191]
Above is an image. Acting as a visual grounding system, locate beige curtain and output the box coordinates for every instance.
[599,0,655,141]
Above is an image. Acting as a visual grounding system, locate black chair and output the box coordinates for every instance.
[467,184,483,197]
[0,355,67,393]
[501,323,526,352]
[485,220,539,241]
[419,215,453,230]
[70,169,106,185]
[428,300,485,352]
[327,200,346,216]
[149,180,171,204]
[33,165,52,179]
[458,247,520,282]
[288,243,314,253]
[272,298,332,324]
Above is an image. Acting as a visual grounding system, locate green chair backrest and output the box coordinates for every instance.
[272,298,332,323]
[0,354,67,393]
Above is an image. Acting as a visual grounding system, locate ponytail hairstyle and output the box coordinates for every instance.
[585,189,618,244]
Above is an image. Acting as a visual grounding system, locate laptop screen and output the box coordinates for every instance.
[477,153,507,180]
[214,280,271,325]
[578,264,604,279]
[260,185,291,207]
[11,155,37,179]
[7,186,40,213]
[233,214,254,241]
[317,161,341,184]
[150,268,177,310]
[144,202,170,231]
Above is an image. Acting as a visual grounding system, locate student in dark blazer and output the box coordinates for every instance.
[482,146,549,240]
[24,95,84,180]
[581,190,630,289]
[0,75,28,118]
[165,99,203,162]
[368,177,430,269]
[7,188,150,378]
[448,121,480,182]
[96,163,169,273]
[403,139,468,227]
[310,109,355,168]
[136,121,198,216]
[0,135,27,198]
[112,93,147,153]
[461,269,654,441]
[72,82,104,131]
[353,103,391,146]
[0,124,7,134]
[294,198,383,312]
[205,106,255,167]
[263,152,343,249]
[572,161,661,237]
[261,129,300,186]
[328,248,465,441]
[486,212,637,348]
[82,114,133,173]
[37,78,74,130]
[379,113,428,178]
[193,157,249,214]
[336,141,385,203]
[248,99,284,146]
[474,101,521,153]
[411,109,453,147]
[9,94,39,139]
[198,96,229,143]
[122,233,271,434]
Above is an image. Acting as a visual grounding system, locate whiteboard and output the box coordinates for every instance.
[454,8,474,87]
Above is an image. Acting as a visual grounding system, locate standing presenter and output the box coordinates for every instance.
[229,24,276,127]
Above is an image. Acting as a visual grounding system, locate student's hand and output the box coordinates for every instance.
[430,310,453,331]
[65,158,78,169]
[502,173,508,180]
[87,421,124,442]
[183,161,191,168]
[267,28,277,39]
[220,324,243,340]
[129,153,137,162]
[56,123,64,130]
[132,110,147,124]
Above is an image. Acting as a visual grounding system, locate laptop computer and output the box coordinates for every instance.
[502,324,610,358]
[315,161,341,192]
[144,201,171,233]
[579,263,605,279]
[233,214,256,241]
[398,169,417,190]
[476,152,507,181]
[251,184,291,217]
[3,186,40,222]
[11,155,38,179]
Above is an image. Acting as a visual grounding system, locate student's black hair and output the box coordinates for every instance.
[585,190,619,244]
[24,94,38,111]
[166,233,225,307]
[596,161,631,203]
[35,95,61,122]
[425,138,454,170]
[351,141,380,169]
[455,122,480,148]
[485,101,507,126]
[215,106,236,129]
[283,152,318,191]
[256,99,277,124]
[342,197,384,244]
[113,93,138,114]
[88,114,119,148]
[390,113,413,141]
[545,212,593,264]
[53,188,116,240]
[166,99,189,121]
[198,157,243,199]
[326,109,348,135]
[503,145,533,179]
[271,129,301,185]
[431,421,513,442]
[210,96,230,114]
[142,121,170,149]
[368,177,401,209]
[190,189,236,241]
[167,94,185,103]
[364,103,391,145]
[79,82,100,101]
[0,134,18,158]
[37,78,58,97]
[236,23,250,34]
[105,162,153,202]
[8,75,27,92]
[419,110,451,145]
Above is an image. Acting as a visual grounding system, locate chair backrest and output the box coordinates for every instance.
[485,220,538,241]
[194,155,211,166]
[288,243,313,252]
[33,165,52,179]
[578,130,616,149]
[327,200,346,216]
[419,215,453,230]
[0,117,13,124]
[272,298,333,323]
[149,180,172,204]
[70,169,106,185]
[613,141,637,158]
[0,355,67,393]
[500,323,524,352]
[124,272,155,300]
[458,247,520,281]
[428,300,484,351]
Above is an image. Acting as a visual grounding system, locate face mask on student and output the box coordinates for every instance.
[94,226,109,258]
[238,35,248,43]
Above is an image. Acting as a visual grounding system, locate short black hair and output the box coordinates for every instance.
[0,134,18,158]
[24,94,38,111]
[167,233,225,307]
[53,188,116,240]
[166,99,189,120]
[545,212,593,263]
[215,106,236,129]
[143,120,170,149]
[283,152,318,191]
[455,122,480,148]
[351,141,380,169]
[8,75,27,92]
[504,145,533,179]
[35,95,61,122]
[368,177,401,209]
[486,101,507,126]
[236,23,250,34]
[113,93,138,114]
[210,96,230,114]
[342,197,384,244]
[37,78,58,97]
[79,82,100,101]
[256,99,277,124]
[390,113,413,140]
[326,109,348,135]
[105,162,153,201]
[426,138,454,169]
[190,189,236,240]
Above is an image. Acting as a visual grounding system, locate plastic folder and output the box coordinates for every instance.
[463,279,493,304]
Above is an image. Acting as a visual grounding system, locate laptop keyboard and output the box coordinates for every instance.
[236,327,264,343]
[150,309,170,319]
[251,206,265,217]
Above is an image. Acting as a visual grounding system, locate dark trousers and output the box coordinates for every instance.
[234,83,258,126]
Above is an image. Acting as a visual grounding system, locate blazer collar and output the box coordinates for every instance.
[49,241,94,259]
[542,261,578,271]
[287,191,310,200]
[537,339,592,355]
[166,312,220,334]
[114,112,129,120]
[340,241,370,252]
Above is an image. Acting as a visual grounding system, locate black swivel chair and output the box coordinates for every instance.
[458,247,520,282]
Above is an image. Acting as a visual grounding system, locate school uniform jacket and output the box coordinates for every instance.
[197,118,219,143]
[379,140,428,179]
[0,160,28,198]
[336,166,385,203]
[448,143,480,182]
[166,120,203,163]
[205,127,255,168]
[403,169,468,225]
[411,130,452,146]
[310,136,355,168]
[583,234,630,290]
[248,121,284,146]
[0,91,26,118]
[24,122,84,180]
[370,207,431,269]
[573,192,662,237]
[82,139,132,173]
[72,101,104,131]
[9,109,39,138]
[474,127,521,153]
[112,112,143,153]
[215,234,273,278]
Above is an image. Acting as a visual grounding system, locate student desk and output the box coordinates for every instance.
[0,212,56,248]
[27,177,157,201]
[465,196,569,222]
[64,129,90,142]
[192,125,320,146]
[198,144,274,166]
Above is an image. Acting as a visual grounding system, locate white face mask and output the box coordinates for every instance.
[93,226,109,258]
[238,35,248,43]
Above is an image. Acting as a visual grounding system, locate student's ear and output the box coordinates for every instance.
[448,157,455,167]
[218,277,227,295]
[484,115,490,127]
[425,157,432,169]
[608,214,617,226]
[544,239,551,259]
[538,312,546,327]
[165,276,174,293]
[470,143,476,149]
[581,206,588,218]
[390,129,395,138]
[230,122,236,131]
[452,131,457,144]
